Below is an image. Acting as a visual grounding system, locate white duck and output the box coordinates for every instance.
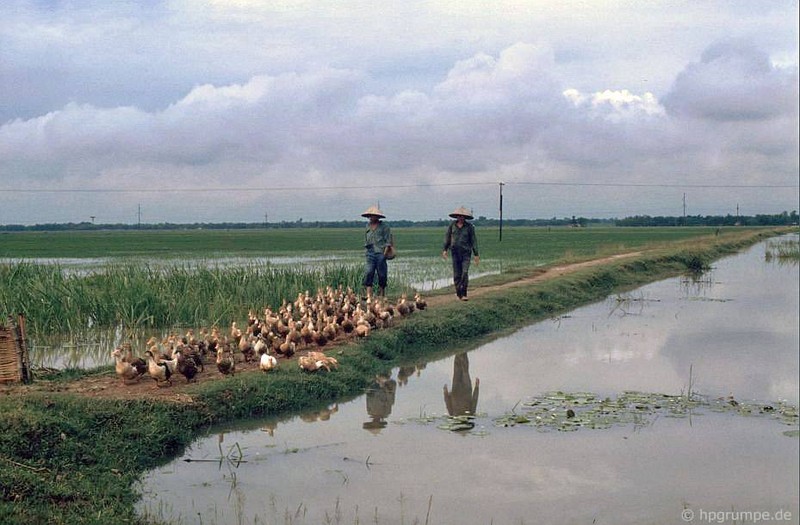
[259,352,278,373]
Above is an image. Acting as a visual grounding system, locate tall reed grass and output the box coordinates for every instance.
[0,262,363,335]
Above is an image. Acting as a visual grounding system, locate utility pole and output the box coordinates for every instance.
[499,182,504,242]
[264,212,268,228]
[137,204,141,229]
[89,215,95,224]
[682,193,686,225]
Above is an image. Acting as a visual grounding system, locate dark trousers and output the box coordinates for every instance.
[451,250,471,297]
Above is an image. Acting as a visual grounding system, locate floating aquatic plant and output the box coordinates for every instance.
[407,390,798,437]
[491,391,799,435]
[437,415,477,432]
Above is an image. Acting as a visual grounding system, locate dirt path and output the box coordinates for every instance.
[427,250,642,307]
[2,251,644,402]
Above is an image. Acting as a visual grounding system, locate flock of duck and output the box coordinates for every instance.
[111,287,428,387]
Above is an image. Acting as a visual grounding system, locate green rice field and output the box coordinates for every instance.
[0,226,757,336]
[1,225,725,258]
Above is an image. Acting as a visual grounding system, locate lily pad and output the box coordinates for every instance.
[492,391,799,435]
[438,415,477,432]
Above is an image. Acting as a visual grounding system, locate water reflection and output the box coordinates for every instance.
[259,421,277,437]
[363,373,396,434]
[30,326,137,369]
[397,362,426,387]
[443,353,480,416]
[253,404,340,438]
[30,326,208,370]
[608,291,660,318]
[300,403,339,423]
[679,269,725,301]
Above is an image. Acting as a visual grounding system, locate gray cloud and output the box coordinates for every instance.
[662,39,799,121]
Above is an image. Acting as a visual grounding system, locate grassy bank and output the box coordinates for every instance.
[0,227,792,524]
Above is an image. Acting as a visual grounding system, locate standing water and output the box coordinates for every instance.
[138,236,799,525]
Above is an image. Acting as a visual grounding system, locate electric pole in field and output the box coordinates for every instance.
[137,204,141,229]
[682,193,686,225]
[499,182,504,242]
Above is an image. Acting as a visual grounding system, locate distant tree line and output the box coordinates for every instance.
[615,211,798,227]
[0,211,796,231]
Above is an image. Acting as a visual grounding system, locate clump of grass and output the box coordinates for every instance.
[765,239,799,262]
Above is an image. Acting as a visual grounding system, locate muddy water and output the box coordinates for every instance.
[137,237,799,525]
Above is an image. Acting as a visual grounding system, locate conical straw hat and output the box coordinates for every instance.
[361,205,386,218]
[448,206,474,220]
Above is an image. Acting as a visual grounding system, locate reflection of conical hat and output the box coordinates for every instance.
[362,420,388,435]
[449,206,474,220]
[361,205,386,218]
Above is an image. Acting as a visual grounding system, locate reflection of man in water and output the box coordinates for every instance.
[363,373,397,434]
[443,353,480,416]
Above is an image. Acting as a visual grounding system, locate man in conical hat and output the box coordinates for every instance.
[361,205,394,298]
[441,206,479,301]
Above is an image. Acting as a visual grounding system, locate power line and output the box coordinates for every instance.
[0,182,495,194]
[510,181,797,189]
[0,180,795,194]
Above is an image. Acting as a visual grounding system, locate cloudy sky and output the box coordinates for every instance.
[1,0,797,224]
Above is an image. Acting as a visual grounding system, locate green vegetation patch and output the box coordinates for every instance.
[493,391,798,433]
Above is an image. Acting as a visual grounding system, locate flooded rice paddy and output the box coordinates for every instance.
[136,236,799,524]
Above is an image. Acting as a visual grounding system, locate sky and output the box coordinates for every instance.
[0,0,798,225]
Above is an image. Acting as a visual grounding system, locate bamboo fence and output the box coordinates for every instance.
[0,315,31,383]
